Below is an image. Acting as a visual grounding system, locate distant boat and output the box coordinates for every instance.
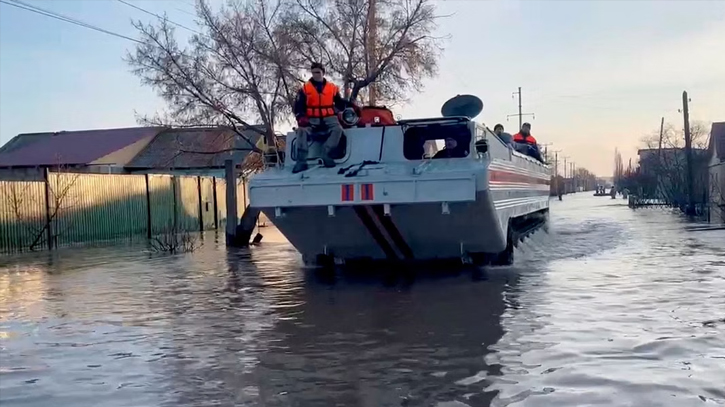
[593,186,608,196]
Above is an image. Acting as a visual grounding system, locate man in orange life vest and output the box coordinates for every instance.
[513,122,543,162]
[292,62,347,173]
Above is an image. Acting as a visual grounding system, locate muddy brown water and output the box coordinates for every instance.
[1,194,724,406]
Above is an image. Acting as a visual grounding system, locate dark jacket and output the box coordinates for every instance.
[293,78,347,118]
[433,146,469,159]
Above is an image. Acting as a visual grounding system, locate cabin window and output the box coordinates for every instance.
[403,123,472,160]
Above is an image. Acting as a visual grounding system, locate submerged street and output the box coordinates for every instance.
[1,194,724,407]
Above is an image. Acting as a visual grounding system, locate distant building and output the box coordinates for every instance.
[0,125,269,252]
[636,147,709,205]
[124,126,262,175]
[0,126,263,180]
[708,122,725,224]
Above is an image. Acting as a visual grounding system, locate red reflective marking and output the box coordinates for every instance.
[361,184,374,200]
[341,184,354,201]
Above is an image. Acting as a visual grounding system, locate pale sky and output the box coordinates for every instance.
[1,0,724,176]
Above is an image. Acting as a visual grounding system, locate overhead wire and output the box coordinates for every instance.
[116,0,200,34]
[0,0,142,43]
[175,7,197,18]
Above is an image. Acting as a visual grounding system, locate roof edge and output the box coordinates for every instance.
[14,125,167,137]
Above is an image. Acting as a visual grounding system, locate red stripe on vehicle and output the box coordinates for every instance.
[489,170,551,186]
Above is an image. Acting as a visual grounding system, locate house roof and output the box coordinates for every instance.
[125,126,262,169]
[709,122,725,160]
[0,127,163,167]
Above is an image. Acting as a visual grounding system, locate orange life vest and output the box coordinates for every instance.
[513,132,537,145]
[303,80,339,118]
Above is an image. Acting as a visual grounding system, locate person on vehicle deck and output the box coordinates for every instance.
[292,62,347,174]
[493,123,513,146]
[513,122,537,145]
[433,137,469,159]
[513,122,543,162]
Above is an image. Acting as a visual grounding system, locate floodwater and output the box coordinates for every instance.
[1,194,724,407]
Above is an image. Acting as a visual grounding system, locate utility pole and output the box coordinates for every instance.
[562,156,569,194]
[682,91,695,216]
[552,150,562,197]
[507,87,535,129]
[516,86,522,129]
[653,116,665,198]
[539,142,553,163]
[366,0,377,105]
[571,162,575,192]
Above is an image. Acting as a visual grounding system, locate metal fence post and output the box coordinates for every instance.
[212,176,219,230]
[145,174,152,239]
[197,176,204,232]
[43,168,53,250]
[172,175,178,231]
[225,160,238,245]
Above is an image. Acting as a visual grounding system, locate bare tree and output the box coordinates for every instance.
[574,167,598,191]
[1,180,34,252]
[126,0,443,147]
[2,168,81,251]
[613,148,624,185]
[287,0,441,104]
[126,0,297,149]
[636,120,711,208]
[150,226,201,254]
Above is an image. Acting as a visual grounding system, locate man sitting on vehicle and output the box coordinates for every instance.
[433,137,469,159]
[513,122,543,162]
[292,62,347,174]
[493,123,514,146]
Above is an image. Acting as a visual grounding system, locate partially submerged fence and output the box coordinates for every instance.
[0,171,248,253]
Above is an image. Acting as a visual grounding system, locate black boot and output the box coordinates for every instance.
[292,161,308,173]
[321,147,336,168]
[293,149,309,173]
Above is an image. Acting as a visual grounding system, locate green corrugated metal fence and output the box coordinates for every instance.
[50,173,148,247]
[177,176,200,232]
[0,171,247,253]
[200,177,216,230]
[0,180,47,251]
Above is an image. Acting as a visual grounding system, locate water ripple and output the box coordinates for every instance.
[0,195,723,406]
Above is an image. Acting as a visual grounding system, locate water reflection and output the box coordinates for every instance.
[0,195,724,407]
[251,266,518,407]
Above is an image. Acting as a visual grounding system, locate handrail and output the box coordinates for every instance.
[511,149,551,168]
[397,116,470,126]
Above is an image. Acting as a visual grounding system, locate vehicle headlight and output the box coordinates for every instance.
[341,107,359,126]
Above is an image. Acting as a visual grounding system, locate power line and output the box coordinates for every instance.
[175,7,197,18]
[0,0,142,43]
[116,0,200,34]
[1,0,93,29]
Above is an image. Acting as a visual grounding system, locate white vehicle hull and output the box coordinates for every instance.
[249,116,551,266]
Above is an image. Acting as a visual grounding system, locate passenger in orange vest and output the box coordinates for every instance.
[513,122,543,162]
[292,62,347,173]
[513,122,537,145]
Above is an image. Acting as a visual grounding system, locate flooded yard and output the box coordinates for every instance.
[1,194,724,406]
